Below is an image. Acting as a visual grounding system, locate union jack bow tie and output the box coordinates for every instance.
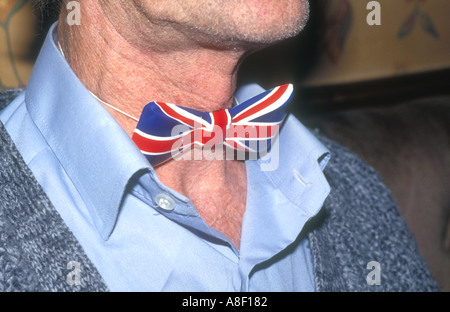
[132,84,294,167]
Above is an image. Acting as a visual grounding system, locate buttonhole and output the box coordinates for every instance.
[292,169,311,189]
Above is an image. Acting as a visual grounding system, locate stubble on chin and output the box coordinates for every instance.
[129,0,310,50]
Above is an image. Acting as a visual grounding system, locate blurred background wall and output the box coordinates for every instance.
[0,0,39,90]
[306,0,450,85]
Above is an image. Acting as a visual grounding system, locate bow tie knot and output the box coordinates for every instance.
[204,109,232,144]
[132,84,294,166]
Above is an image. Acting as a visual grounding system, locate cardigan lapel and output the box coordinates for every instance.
[0,117,109,292]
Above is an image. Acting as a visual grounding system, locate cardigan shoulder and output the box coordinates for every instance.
[0,118,109,292]
[309,132,441,291]
[0,88,23,111]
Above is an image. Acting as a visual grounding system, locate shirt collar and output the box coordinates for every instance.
[235,84,331,216]
[25,23,152,240]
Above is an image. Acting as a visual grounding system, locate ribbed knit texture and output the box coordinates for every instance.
[0,89,440,291]
[0,90,108,292]
[308,133,441,291]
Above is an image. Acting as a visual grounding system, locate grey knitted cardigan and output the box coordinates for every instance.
[0,89,440,292]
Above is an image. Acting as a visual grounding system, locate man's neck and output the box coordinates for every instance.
[58,2,247,136]
[58,1,248,248]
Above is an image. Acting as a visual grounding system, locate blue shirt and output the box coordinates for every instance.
[0,23,331,292]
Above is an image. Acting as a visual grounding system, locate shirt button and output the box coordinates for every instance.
[155,193,176,211]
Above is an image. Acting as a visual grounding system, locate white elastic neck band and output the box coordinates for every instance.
[56,40,139,122]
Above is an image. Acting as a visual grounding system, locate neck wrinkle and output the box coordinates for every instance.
[57,1,247,136]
